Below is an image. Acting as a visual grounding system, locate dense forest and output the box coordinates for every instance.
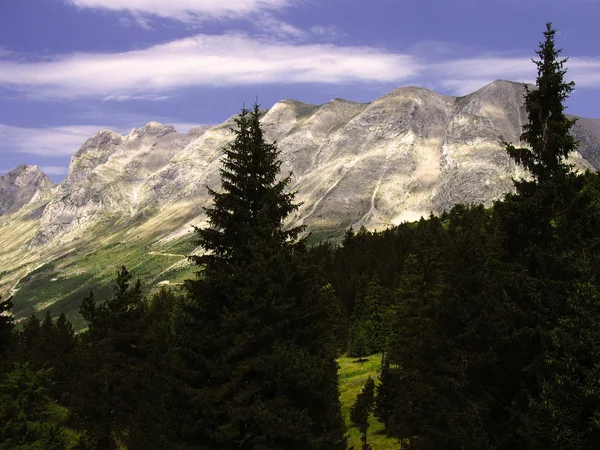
[2,23,600,449]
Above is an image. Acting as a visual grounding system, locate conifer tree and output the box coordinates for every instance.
[504,22,577,185]
[0,295,13,365]
[495,23,600,449]
[183,103,346,449]
[75,266,149,449]
[350,377,376,450]
[0,363,84,449]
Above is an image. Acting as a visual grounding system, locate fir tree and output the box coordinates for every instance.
[350,377,376,450]
[0,295,13,365]
[0,363,85,449]
[504,22,577,185]
[183,103,346,449]
[495,23,600,449]
[74,266,149,449]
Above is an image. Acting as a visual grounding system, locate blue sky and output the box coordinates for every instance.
[1,0,599,182]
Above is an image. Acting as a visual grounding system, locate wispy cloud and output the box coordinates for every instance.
[66,0,292,22]
[310,25,346,39]
[0,33,598,102]
[0,33,420,100]
[0,124,116,157]
[39,166,70,176]
[429,56,600,95]
[0,120,208,160]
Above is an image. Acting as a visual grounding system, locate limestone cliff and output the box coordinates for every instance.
[0,165,54,216]
[2,80,600,252]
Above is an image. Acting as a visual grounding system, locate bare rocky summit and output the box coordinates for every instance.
[0,164,54,216]
[2,80,600,253]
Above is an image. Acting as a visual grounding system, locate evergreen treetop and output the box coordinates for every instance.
[505,22,577,184]
[191,102,303,273]
[183,102,347,449]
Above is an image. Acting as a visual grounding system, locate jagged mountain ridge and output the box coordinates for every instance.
[1,80,600,317]
[0,164,54,216]
[4,80,600,247]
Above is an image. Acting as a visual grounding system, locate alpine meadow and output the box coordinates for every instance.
[3,21,600,450]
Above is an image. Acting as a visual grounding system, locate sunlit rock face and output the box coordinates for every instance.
[2,80,600,251]
[32,123,195,246]
[0,165,54,216]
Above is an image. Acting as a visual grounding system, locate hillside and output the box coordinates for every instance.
[1,80,600,323]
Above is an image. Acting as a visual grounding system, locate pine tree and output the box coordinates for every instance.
[373,360,394,430]
[349,275,387,355]
[350,377,376,450]
[495,23,600,449]
[74,266,149,449]
[0,295,13,366]
[504,22,577,186]
[183,103,346,449]
[0,363,84,449]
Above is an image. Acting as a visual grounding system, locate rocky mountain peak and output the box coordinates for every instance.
[129,121,177,139]
[76,130,123,156]
[3,79,600,251]
[0,164,54,216]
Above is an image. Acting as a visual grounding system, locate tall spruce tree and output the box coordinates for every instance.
[75,266,150,449]
[0,295,13,365]
[504,22,577,186]
[183,103,346,449]
[495,22,600,449]
[350,377,376,450]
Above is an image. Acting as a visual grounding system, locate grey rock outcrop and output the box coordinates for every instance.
[2,80,600,251]
[32,122,194,245]
[0,165,54,216]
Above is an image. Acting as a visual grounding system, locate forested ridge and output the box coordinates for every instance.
[2,23,600,449]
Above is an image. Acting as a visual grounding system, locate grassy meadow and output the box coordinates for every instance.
[338,354,400,450]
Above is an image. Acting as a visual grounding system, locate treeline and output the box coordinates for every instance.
[315,24,600,449]
[1,23,600,450]
[0,101,347,449]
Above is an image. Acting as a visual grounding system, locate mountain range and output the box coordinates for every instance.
[1,79,599,325]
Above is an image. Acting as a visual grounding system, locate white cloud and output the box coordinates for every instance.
[428,56,600,95]
[254,16,308,39]
[567,57,600,88]
[310,25,345,39]
[0,33,420,100]
[66,0,292,22]
[0,124,115,157]
[0,121,212,159]
[0,32,598,102]
[102,94,171,101]
[39,166,70,176]
[172,122,208,133]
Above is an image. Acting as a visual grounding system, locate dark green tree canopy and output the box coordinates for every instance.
[191,103,303,273]
[183,103,347,449]
[505,22,577,184]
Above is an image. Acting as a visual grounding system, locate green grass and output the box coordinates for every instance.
[11,232,198,329]
[338,354,399,450]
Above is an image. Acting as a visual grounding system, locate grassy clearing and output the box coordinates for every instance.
[338,354,399,450]
[11,231,198,329]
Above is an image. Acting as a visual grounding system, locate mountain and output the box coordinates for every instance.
[0,164,54,216]
[1,80,599,325]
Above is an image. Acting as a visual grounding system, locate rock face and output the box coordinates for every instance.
[32,122,195,245]
[0,165,54,215]
[2,80,600,251]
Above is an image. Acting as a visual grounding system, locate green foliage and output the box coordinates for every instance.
[73,265,150,448]
[0,363,83,449]
[505,22,577,185]
[0,295,14,365]
[350,377,376,450]
[338,355,398,450]
[349,276,389,357]
[183,103,347,449]
[320,284,349,356]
